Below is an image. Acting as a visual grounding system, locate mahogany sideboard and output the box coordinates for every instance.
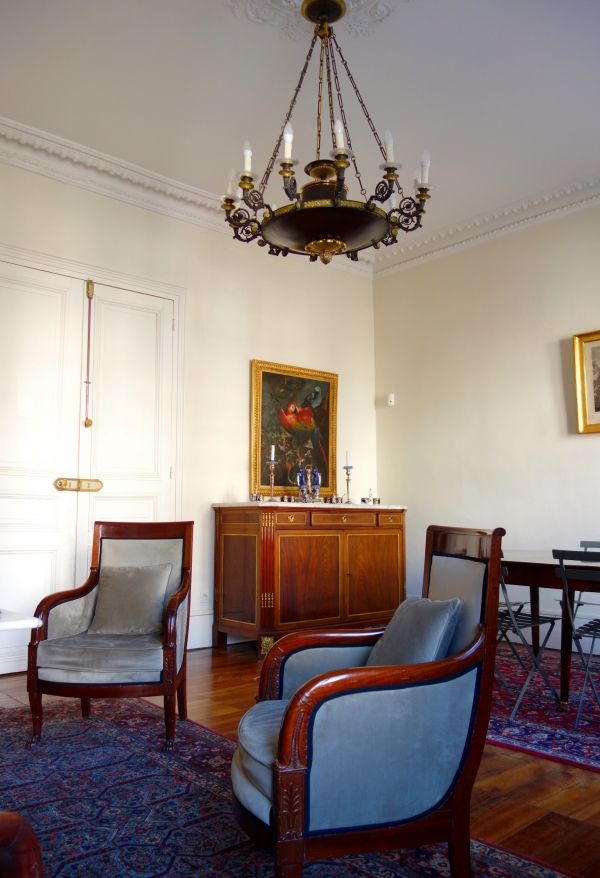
[213,502,406,655]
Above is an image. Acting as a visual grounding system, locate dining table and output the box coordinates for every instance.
[502,550,600,710]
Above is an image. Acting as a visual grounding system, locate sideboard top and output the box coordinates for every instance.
[212,501,407,510]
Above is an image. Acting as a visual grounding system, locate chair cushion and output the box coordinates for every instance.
[366,595,460,667]
[37,632,164,678]
[88,564,172,635]
[236,700,289,801]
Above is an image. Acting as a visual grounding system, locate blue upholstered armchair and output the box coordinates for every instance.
[231,525,504,878]
[27,521,194,750]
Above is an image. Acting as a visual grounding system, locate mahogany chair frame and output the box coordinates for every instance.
[27,520,194,751]
[233,525,505,878]
[0,812,43,878]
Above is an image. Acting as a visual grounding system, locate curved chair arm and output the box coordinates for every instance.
[0,811,43,878]
[29,569,100,644]
[259,629,385,701]
[277,629,485,771]
[163,568,191,650]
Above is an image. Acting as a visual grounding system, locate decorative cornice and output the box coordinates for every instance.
[228,0,406,40]
[0,115,225,234]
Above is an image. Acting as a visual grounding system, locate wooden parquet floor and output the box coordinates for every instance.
[3,642,600,875]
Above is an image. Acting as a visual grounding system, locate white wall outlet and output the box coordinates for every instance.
[201,592,209,603]
[388,393,395,406]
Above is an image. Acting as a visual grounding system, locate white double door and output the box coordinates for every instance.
[0,261,176,673]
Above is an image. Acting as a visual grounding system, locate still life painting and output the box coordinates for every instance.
[251,360,337,496]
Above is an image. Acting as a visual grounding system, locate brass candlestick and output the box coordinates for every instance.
[268,458,278,499]
[343,465,353,505]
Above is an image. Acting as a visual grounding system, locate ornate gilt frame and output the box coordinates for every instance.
[574,329,600,434]
[251,359,337,496]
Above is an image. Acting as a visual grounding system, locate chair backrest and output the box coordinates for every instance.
[581,541,600,552]
[553,549,600,629]
[424,526,501,655]
[93,521,194,600]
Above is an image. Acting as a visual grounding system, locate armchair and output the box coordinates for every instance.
[28,521,194,750]
[231,524,504,878]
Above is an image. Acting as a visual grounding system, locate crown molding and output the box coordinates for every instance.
[369,172,600,277]
[228,0,406,40]
[0,115,225,234]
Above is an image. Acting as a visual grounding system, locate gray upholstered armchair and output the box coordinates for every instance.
[231,524,504,878]
[27,521,194,750]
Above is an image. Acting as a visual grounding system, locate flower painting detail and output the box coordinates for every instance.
[251,361,337,496]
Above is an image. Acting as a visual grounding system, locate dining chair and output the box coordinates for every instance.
[497,567,559,720]
[553,549,600,729]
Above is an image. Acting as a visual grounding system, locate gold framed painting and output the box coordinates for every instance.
[574,329,600,434]
[251,359,337,496]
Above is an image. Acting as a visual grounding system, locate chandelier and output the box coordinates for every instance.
[221,0,431,266]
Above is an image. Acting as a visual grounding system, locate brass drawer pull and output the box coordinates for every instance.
[342,515,347,522]
[288,514,295,522]
[388,516,394,522]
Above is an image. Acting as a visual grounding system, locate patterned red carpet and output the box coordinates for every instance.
[489,643,600,771]
[1,697,578,878]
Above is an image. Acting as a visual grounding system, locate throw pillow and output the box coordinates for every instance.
[88,564,172,636]
[366,595,461,666]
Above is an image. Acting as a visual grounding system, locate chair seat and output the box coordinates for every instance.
[37,632,164,684]
[232,699,289,825]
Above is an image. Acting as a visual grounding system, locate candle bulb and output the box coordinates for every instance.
[413,168,422,189]
[226,168,236,197]
[420,150,430,186]
[270,444,275,460]
[346,451,350,467]
[334,119,345,151]
[283,122,293,159]
[384,129,394,163]
[243,140,252,173]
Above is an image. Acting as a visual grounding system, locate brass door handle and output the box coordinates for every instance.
[288,514,295,522]
[54,478,103,492]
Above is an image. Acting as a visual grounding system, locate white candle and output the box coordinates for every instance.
[334,119,345,151]
[283,122,293,159]
[243,140,252,173]
[226,168,236,197]
[421,150,430,186]
[271,444,275,460]
[384,129,394,163]
[346,451,350,466]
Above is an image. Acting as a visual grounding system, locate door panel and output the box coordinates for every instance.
[0,264,83,673]
[75,284,174,584]
[347,532,401,619]
[277,533,341,625]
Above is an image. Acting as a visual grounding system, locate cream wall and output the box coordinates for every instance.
[374,205,600,605]
[0,162,377,648]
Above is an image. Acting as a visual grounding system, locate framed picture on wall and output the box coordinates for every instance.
[574,329,600,434]
[250,360,337,496]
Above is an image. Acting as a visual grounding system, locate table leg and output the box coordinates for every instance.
[559,590,575,711]
[530,586,540,656]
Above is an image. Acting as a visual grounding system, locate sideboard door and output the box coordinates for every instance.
[276,532,342,629]
[345,532,402,621]
[220,533,258,626]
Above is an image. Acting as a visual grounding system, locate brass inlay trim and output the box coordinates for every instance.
[346,532,401,618]
[277,532,341,625]
[261,592,275,609]
[220,532,258,627]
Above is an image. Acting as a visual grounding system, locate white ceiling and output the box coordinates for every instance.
[0,0,599,274]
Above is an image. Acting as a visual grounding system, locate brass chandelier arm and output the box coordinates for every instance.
[258,32,319,195]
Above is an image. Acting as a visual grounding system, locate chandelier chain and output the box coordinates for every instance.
[329,35,366,199]
[324,38,336,152]
[316,37,326,160]
[259,31,319,195]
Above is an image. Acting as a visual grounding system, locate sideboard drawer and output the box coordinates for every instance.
[378,512,404,527]
[312,511,377,527]
[276,511,308,527]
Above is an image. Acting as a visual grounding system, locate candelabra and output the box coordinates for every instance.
[267,457,278,499]
[343,464,353,505]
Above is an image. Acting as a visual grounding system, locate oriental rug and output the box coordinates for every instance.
[488,643,600,771]
[0,699,577,878]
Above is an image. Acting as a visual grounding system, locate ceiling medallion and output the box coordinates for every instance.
[228,0,405,40]
[222,0,431,265]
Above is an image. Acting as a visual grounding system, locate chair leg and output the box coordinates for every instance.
[81,697,91,718]
[177,666,188,720]
[164,694,176,752]
[28,691,43,746]
[448,824,471,878]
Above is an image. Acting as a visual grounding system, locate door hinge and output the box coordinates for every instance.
[86,280,94,299]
